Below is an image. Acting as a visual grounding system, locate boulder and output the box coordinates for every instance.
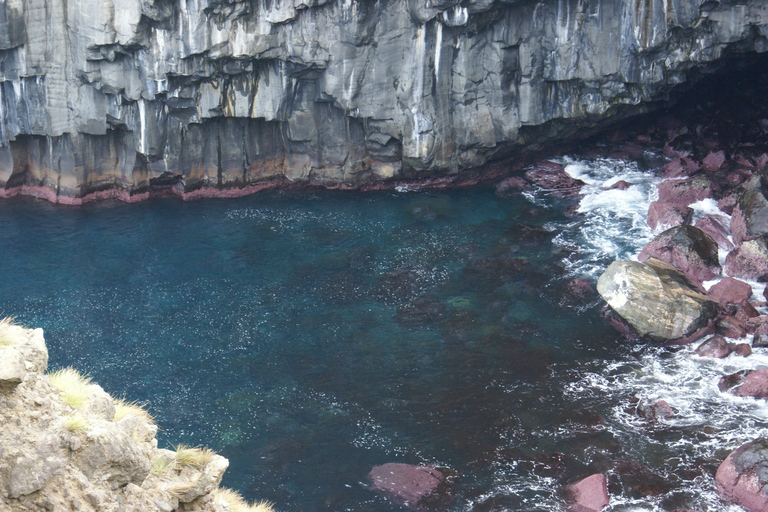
[637,225,721,285]
[730,343,753,357]
[656,177,713,206]
[597,259,717,342]
[495,176,530,196]
[564,473,609,512]
[606,180,630,190]
[716,438,768,512]
[368,463,450,509]
[695,335,731,358]
[524,162,584,197]
[708,277,753,308]
[716,316,747,339]
[753,321,768,347]
[694,215,735,252]
[636,400,675,420]
[661,158,687,178]
[731,175,768,245]
[719,369,768,398]
[647,201,693,231]
[75,424,151,487]
[7,434,67,498]
[702,150,726,171]
[560,278,596,306]
[724,239,768,282]
[175,454,229,503]
[0,347,26,387]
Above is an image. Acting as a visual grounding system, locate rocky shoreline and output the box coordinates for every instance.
[0,319,274,512]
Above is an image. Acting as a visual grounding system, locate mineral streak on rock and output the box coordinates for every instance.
[2,0,768,200]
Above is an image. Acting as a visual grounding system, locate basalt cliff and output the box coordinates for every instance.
[1,0,768,201]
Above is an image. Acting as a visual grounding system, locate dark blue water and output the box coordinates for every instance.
[0,188,680,511]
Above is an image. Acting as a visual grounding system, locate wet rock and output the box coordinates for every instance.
[730,343,753,357]
[731,175,768,245]
[647,201,693,231]
[368,463,451,509]
[462,257,529,285]
[716,438,768,512]
[597,259,717,342]
[716,316,747,339]
[719,369,768,398]
[495,176,530,196]
[753,321,768,347]
[560,278,596,306]
[637,225,721,285]
[702,150,726,171]
[720,194,740,215]
[636,400,675,420]
[656,177,713,206]
[724,239,768,282]
[694,215,735,252]
[564,473,609,512]
[708,277,753,308]
[606,180,630,190]
[524,162,584,197]
[695,335,731,358]
[614,460,673,497]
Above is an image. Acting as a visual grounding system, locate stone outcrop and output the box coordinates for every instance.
[0,320,272,512]
[637,225,721,286]
[3,0,768,201]
[716,438,768,512]
[596,258,717,342]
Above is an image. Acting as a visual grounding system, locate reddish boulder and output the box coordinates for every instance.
[638,225,721,285]
[656,177,713,206]
[754,321,768,348]
[695,335,731,358]
[662,159,687,178]
[731,175,768,245]
[647,201,693,231]
[564,474,609,512]
[708,277,753,308]
[560,278,596,306]
[719,194,740,215]
[636,400,676,420]
[694,215,734,252]
[724,240,768,282]
[719,369,768,398]
[716,316,747,339]
[524,162,584,197]
[702,150,726,171]
[730,343,753,357]
[368,464,451,509]
[607,180,630,191]
[716,438,768,512]
[495,176,530,195]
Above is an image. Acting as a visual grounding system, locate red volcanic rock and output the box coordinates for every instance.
[730,343,753,357]
[753,321,768,348]
[368,464,449,509]
[561,278,596,306]
[695,215,734,251]
[495,176,530,195]
[638,225,721,285]
[662,159,687,178]
[725,240,768,282]
[702,150,726,171]
[607,180,630,190]
[708,277,753,308]
[524,162,584,197]
[716,438,768,512]
[636,400,675,420]
[731,176,768,245]
[647,201,693,231]
[716,316,747,339]
[719,194,740,215]
[719,369,768,398]
[664,144,689,159]
[695,335,731,358]
[656,177,713,206]
[564,474,609,512]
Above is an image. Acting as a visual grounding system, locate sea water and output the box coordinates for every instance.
[0,159,762,511]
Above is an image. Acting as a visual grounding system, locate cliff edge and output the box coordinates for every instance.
[0,318,271,512]
[2,0,768,201]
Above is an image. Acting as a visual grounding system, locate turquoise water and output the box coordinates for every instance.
[0,183,751,512]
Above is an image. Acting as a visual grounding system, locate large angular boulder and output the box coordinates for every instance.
[708,277,753,308]
[725,239,768,282]
[694,215,734,251]
[638,225,721,286]
[719,370,768,399]
[716,438,768,512]
[564,473,609,512]
[731,175,768,245]
[597,259,717,342]
[368,463,451,509]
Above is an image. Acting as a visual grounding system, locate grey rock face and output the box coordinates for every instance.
[2,0,768,199]
[596,258,717,342]
[7,434,67,498]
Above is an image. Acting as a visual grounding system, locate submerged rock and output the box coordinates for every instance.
[368,463,452,509]
[716,438,768,512]
[596,259,717,342]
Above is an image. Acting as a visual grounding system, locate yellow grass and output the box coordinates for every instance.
[150,454,177,477]
[212,488,276,512]
[173,444,214,468]
[167,481,196,499]
[62,414,89,432]
[49,368,92,409]
[113,398,155,425]
[0,316,20,346]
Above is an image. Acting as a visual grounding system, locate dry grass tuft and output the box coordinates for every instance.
[167,481,196,499]
[49,368,92,410]
[0,316,20,346]
[150,454,176,477]
[62,414,89,432]
[213,488,276,512]
[113,398,155,425]
[173,444,214,468]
